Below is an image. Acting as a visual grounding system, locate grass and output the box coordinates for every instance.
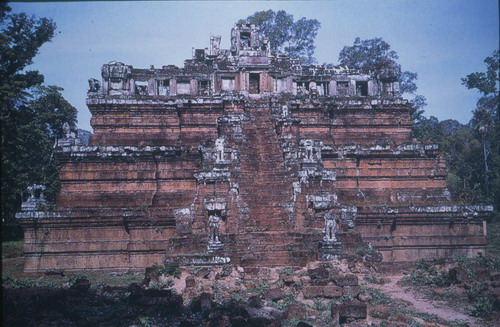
[361,287,392,305]
[2,240,25,278]
[2,240,23,259]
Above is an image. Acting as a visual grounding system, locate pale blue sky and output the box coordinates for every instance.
[11,0,499,131]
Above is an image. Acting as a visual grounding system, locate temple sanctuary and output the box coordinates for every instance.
[17,24,492,272]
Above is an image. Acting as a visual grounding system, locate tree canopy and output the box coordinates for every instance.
[237,10,321,65]
[338,37,425,124]
[1,4,77,227]
[413,50,499,210]
[462,50,499,204]
[338,37,418,95]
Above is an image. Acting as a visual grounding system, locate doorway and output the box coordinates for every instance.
[249,73,260,94]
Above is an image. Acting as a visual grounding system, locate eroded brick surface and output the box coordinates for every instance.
[17,23,493,272]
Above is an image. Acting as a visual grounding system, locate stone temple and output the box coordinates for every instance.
[17,24,493,272]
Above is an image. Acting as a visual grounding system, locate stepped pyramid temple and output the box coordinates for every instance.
[17,24,493,272]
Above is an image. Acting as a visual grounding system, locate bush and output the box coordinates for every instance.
[470,296,495,318]
[157,263,181,279]
[402,262,451,287]
[2,276,59,288]
[2,276,37,288]
[361,287,391,305]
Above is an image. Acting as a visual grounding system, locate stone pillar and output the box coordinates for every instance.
[367,80,376,96]
[148,79,155,96]
[190,80,197,95]
[329,81,337,96]
[170,79,177,96]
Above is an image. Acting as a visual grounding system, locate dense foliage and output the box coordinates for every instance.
[237,10,321,65]
[338,37,426,122]
[414,51,499,210]
[1,4,77,227]
[338,34,498,209]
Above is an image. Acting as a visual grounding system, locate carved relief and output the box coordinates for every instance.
[101,61,132,94]
[215,138,225,163]
[88,78,100,93]
[208,214,221,244]
[323,212,338,243]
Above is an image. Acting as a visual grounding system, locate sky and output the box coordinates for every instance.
[10,0,499,132]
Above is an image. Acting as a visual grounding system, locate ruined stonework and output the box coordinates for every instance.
[17,24,492,272]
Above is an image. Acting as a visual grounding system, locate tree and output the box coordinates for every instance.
[1,4,77,228]
[338,37,427,136]
[237,10,321,65]
[416,51,499,207]
[338,37,419,94]
[0,4,55,101]
[462,50,499,203]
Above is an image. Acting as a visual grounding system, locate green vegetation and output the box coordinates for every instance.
[2,244,143,291]
[467,284,495,317]
[487,218,500,258]
[415,51,499,212]
[147,279,174,290]
[360,287,391,305]
[403,261,451,287]
[137,317,153,327]
[281,267,294,276]
[211,281,229,300]
[403,256,500,319]
[2,240,23,259]
[238,10,320,64]
[1,3,78,237]
[155,262,181,279]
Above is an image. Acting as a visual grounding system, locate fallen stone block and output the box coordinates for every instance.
[331,274,358,286]
[339,301,367,324]
[264,288,284,301]
[322,285,342,298]
[302,286,323,298]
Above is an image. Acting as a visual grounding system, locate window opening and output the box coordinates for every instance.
[135,81,148,95]
[240,32,251,49]
[356,81,368,96]
[317,82,329,96]
[198,80,211,96]
[296,81,310,95]
[157,80,170,96]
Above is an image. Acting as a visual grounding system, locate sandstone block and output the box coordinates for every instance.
[358,293,372,302]
[69,278,90,292]
[302,286,323,298]
[448,267,469,284]
[285,304,307,319]
[322,285,342,298]
[308,267,329,280]
[332,274,359,286]
[370,305,391,319]
[432,288,446,297]
[363,252,383,263]
[339,301,367,324]
[264,288,284,301]
[185,275,196,288]
[389,312,411,324]
[248,295,264,308]
[342,286,361,297]
[200,292,213,313]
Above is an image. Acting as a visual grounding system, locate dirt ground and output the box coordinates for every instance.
[371,274,492,327]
